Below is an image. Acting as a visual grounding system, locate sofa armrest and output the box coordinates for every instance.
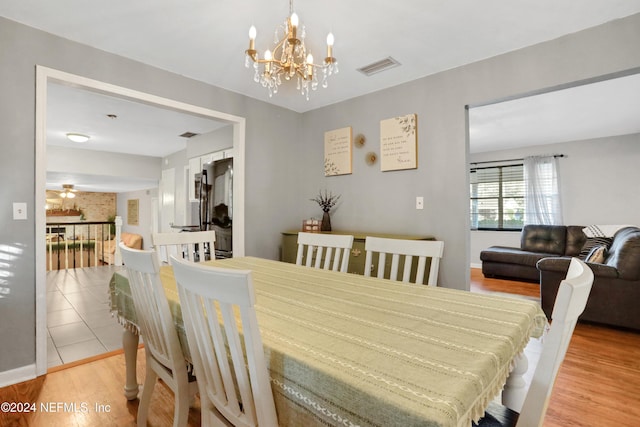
[538,255,640,330]
[536,256,571,273]
[537,256,618,279]
[538,256,619,321]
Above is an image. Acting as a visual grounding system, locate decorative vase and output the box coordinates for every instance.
[321,211,332,232]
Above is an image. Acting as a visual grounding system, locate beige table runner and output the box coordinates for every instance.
[110,256,546,427]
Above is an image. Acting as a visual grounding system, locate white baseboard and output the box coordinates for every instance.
[0,364,37,388]
[470,263,482,269]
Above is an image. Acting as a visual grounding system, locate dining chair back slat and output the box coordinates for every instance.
[475,257,594,427]
[516,257,593,427]
[295,232,354,273]
[119,243,196,427]
[152,230,216,264]
[364,237,444,285]
[171,256,278,427]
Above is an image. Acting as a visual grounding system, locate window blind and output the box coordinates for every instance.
[470,164,524,230]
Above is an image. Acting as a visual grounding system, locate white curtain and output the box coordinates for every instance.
[524,155,562,225]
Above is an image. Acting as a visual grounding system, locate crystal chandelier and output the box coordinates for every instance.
[244,0,338,100]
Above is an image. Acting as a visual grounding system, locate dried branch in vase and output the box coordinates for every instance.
[310,190,341,213]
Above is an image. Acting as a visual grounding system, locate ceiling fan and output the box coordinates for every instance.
[59,184,78,199]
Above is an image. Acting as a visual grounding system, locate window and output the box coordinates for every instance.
[470,164,524,230]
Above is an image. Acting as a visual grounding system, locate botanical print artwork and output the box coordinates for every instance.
[127,199,139,225]
[380,114,418,171]
[397,114,416,136]
[324,158,340,176]
[324,127,353,176]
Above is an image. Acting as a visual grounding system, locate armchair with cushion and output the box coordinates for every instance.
[98,232,143,265]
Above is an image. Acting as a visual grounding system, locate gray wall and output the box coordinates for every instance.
[469,133,640,266]
[1,13,639,378]
[117,188,157,250]
[186,125,233,159]
[48,145,162,181]
[299,13,640,290]
[0,16,300,375]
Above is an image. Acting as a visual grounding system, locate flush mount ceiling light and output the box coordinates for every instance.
[66,133,90,143]
[244,0,338,99]
[59,184,77,199]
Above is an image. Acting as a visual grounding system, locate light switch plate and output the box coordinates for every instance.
[416,196,424,210]
[13,202,27,220]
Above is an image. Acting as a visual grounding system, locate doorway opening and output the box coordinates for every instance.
[35,66,246,375]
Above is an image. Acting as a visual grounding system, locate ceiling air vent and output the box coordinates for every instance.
[179,132,199,138]
[357,57,401,76]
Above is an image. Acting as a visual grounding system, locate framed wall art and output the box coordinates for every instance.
[380,113,417,172]
[127,199,139,226]
[324,126,353,176]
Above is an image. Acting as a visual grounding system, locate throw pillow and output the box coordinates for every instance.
[579,237,613,260]
[585,245,607,264]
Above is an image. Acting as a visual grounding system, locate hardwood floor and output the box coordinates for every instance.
[1,269,638,426]
[471,269,640,427]
[0,348,201,427]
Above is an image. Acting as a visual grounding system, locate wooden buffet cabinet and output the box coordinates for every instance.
[281,230,435,277]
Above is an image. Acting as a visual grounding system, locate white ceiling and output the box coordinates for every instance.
[2,1,640,191]
[47,83,228,157]
[3,1,640,113]
[469,72,640,153]
[45,82,229,192]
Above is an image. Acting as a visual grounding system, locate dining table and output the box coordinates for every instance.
[109,256,547,427]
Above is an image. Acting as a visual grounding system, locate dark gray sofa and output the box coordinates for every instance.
[537,226,640,331]
[480,224,586,282]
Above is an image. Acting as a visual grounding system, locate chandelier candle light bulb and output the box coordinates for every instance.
[264,49,272,74]
[326,32,334,60]
[290,12,298,39]
[245,1,338,99]
[306,54,313,78]
[248,26,256,50]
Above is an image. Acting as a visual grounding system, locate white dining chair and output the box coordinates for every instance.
[295,232,354,273]
[119,243,197,427]
[171,255,278,427]
[474,257,594,427]
[363,237,445,286]
[152,230,216,264]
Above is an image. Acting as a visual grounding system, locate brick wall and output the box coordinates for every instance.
[46,191,117,221]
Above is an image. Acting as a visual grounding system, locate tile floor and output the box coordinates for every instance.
[46,266,125,368]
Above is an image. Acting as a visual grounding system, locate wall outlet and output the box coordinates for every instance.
[13,202,27,220]
[416,196,424,210]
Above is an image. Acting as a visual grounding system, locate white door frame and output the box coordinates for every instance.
[35,65,246,375]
